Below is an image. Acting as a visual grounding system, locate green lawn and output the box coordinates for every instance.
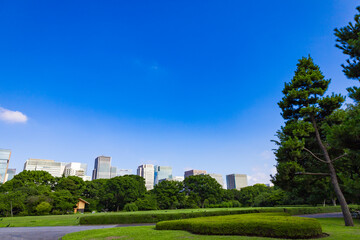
[0,207,341,228]
[0,214,81,227]
[0,208,267,228]
[62,218,360,240]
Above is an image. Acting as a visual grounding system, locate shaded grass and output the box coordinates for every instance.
[62,217,360,240]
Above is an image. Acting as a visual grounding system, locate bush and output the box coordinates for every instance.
[156,213,323,239]
[79,206,340,225]
[35,202,52,215]
[124,203,138,212]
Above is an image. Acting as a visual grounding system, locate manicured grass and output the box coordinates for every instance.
[62,217,360,240]
[0,214,81,227]
[156,213,322,238]
[80,206,341,225]
[0,206,342,228]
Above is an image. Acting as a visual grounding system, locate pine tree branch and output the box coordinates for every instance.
[331,153,348,162]
[295,172,330,176]
[303,147,328,163]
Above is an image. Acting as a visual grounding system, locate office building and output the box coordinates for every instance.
[5,168,16,182]
[226,174,248,190]
[154,165,172,185]
[0,149,11,184]
[184,169,207,178]
[24,159,65,177]
[110,166,117,178]
[64,162,90,181]
[137,164,154,190]
[92,156,111,180]
[209,173,224,188]
[118,169,132,176]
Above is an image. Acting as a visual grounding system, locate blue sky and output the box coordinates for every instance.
[0,0,358,184]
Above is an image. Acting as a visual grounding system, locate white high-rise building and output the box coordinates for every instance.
[226,174,248,190]
[64,162,91,181]
[24,159,66,177]
[137,164,154,190]
[209,173,224,188]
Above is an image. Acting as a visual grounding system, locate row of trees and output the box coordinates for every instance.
[272,6,360,226]
[0,170,308,217]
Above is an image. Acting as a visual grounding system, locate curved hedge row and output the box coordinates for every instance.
[155,213,323,239]
[79,206,340,225]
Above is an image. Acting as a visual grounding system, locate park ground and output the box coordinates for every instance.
[62,218,360,240]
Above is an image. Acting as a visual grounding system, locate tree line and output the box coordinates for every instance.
[0,170,325,217]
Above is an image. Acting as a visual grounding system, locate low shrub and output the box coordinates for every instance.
[284,206,341,215]
[79,206,340,225]
[156,213,323,239]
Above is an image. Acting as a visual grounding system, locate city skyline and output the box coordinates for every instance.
[1,1,358,185]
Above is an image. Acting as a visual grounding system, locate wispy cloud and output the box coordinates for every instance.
[247,165,276,186]
[0,107,28,123]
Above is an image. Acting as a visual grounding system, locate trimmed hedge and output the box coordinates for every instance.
[156,213,323,239]
[79,206,340,225]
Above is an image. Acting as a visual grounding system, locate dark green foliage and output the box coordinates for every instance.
[134,194,158,211]
[99,175,146,212]
[237,184,270,207]
[54,176,85,197]
[183,175,223,208]
[155,213,322,239]
[79,206,340,225]
[50,190,78,214]
[152,180,185,209]
[273,56,348,205]
[123,203,138,212]
[334,6,360,101]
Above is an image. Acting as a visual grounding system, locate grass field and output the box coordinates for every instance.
[0,208,253,227]
[0,207,341,228]
[0,208,275,228]
[62,218,360,240]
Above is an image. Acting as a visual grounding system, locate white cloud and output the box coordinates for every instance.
[0,107,28,123]
[247,165,277,186]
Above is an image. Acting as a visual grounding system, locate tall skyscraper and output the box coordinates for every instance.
[24,159,65,177]
[226,174,248,190]
[92,156,111,180]
[0,149,11,184]
[137,164,154,190]
[209,173,224,188]
[5,168,16,182]
[154,165,172,185]
[184,169,207,178]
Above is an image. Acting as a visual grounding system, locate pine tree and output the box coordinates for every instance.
[277,56,353,226]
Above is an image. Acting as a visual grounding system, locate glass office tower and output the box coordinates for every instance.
[92,156,111,180]
[154,166,172,185]
[0,149,11,184]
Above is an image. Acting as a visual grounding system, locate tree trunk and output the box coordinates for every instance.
[323,199,326,207]
[332,198,337,206]
[311,116,354,226]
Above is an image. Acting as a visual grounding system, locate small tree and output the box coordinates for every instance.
[277,56,353,226]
